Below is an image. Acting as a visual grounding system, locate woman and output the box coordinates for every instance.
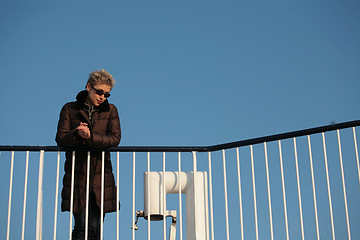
[56,69,121,239]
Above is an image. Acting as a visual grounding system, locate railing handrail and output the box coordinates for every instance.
[0,120,359,153]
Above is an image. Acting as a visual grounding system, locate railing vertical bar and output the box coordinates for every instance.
[178,152,183,240]
[278,140,289,240]
[100,151,105,240]
[85,151,91,240]
[322,132,335,240]
[250,145,259,240]
[205,165,210,240]
[21,151,29,240]
[264,142,274,240]
[147,152,151,240]
[117,151,120,240]
[6,151,14,240]
[162,152,166,240]
[208,152,215,240]
[36,150,45,240]
[192,151,198,239]
[307,135,320,240]
[132,152,136,240]
[236,148,244,240]
[293,138,305,240]
[53,151,61,240]
[222,149,230,240]
[337,130,351,240]
[353,127,360,187]
[69,151,76,240]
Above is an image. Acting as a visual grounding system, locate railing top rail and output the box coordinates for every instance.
[0,120,359,153]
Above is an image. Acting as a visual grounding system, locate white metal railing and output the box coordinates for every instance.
[1,120,360,239]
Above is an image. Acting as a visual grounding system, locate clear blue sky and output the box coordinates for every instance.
[0,0,359,239]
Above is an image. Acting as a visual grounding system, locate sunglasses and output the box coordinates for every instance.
[91,85,111,98]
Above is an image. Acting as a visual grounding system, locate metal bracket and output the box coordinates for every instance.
[131,210,177,240]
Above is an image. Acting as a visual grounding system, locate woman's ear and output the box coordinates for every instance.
[86,83,91,92]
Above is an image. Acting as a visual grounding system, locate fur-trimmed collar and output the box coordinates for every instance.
[75,90,110,112]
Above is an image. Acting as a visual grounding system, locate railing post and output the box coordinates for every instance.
[222,149,230,240]
[117,151,120,240]
[178,152,182,240]
[132,152,136,240]
[6,151,14,240]
[36,150,45,240]
[22,151,30,240]
[208,152,215,240]
[53,151,61,240]
[85,151,91,240]
[101,151,105,240]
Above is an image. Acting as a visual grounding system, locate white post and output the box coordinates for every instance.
[36,150,45,240]
[100,151,105,240]
[222,150,230,240]
[144,171,209,240]
[117,152,120,240]
[322,132,335,240]
[337,130,351,240]
[278,140,289,240]
[69,151,76,240]
[85,152,91,240]
[264,143,274,240]
[22,151,30,240]
[236,148,244,240]
[293,138,305,240]
[308,135,320,240]
[178,152,183,240]
[208,152,215,240]
[53,151,61,240]
[250,145,259,240]
[132,152,136,240]
[6,151,15,240]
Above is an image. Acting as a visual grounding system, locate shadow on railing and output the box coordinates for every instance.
[0,120,359,240]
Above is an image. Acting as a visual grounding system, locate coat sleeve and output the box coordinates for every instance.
[90,105,121,148]
[55,104,83,147]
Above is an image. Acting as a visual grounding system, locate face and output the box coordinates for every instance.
[86,83,112,106]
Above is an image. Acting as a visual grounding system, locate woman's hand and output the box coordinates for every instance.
[76,122,91,139]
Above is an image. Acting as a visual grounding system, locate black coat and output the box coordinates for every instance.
[56,90,121,214]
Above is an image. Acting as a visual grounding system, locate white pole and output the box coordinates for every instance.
[192,151,198,239]
[53,151,61,240]
[178,152,183,240]
[85,152,91,240]
[36,150,45,240]
[278,140,289,240]
[236,148,244,240]
[69,151,76,240]
[308,135,320,240]
[22,151,30,240]
[117,152,120,240]
[132,152,136,240]
[293,138,305,240]
[101,151,105,240]
[264,143,274,240]
[222,149,230,240]
[163,152,166,240]
[353,127,360,187]
[6,151,15,240]
[250,145,259,240]
[208,152,215,240]
[322,133,335,240]
[147,152,151,240]
[337,130,351,240]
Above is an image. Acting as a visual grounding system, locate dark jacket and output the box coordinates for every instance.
[56,90,121,214]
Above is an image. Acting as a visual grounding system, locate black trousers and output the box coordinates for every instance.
[72,192,102,240]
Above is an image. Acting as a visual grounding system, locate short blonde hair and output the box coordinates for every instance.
[87,69,115,88]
